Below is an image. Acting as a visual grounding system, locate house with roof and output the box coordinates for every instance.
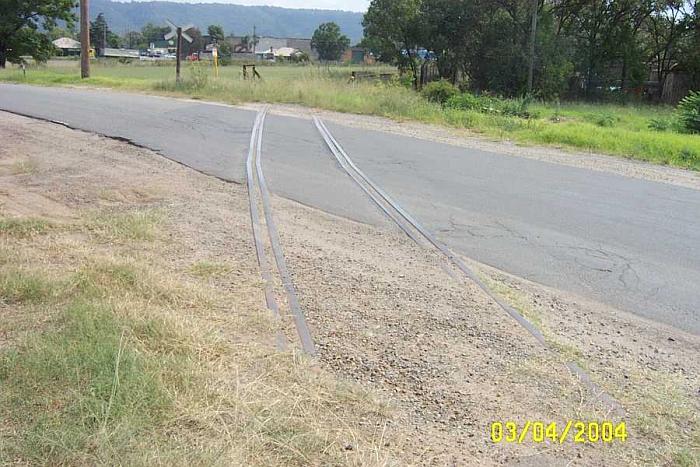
[52,37,81,56]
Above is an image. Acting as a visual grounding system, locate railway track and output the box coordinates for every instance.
[246,108,315,355]
[313,116,621,412]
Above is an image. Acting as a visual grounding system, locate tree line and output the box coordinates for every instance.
[361,0,699,100]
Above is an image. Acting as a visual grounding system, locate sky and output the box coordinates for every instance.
[119,0,370,12]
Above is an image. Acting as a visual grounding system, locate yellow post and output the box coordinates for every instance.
[212,47,219,78]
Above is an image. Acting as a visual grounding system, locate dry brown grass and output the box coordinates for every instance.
[0,208,402,465]
[478,268,700,466]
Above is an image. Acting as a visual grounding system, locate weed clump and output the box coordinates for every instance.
[421,80,458,105]
[445,92,533,118]
[648,117,673,132]
[0,217,52,238]
[0,270,56,304]
[676,91,700,134]
[86,209,162,241]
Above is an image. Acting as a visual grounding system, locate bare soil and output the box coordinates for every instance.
[1,111,698,465]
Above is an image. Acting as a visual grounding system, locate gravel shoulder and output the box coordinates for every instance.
[1,111,698,465]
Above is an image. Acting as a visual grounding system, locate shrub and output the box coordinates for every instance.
[445,92,482,111]
[500,95,533,118]
[648,117,672,132]
[676,91,700,134]
[678,147,697,163]
[421,80,458,105]
[590,112,618,127]
[446,93,534,118]
[185,64,208,90]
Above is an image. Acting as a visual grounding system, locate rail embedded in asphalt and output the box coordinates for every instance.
[246,108,316,355]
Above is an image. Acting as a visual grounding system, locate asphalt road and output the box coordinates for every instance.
[2,84,698,334]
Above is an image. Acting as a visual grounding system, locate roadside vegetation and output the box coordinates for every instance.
[0,179,398,465]
[2,61,699,170]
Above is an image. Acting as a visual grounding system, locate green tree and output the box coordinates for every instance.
[677,2,699,89]
[0,0,75,68]
[643,0,693,99]
[420,0,478,85]
[141,23,169,45]
[207,24,231,56]
[363,0,422,87]
[311,22,350,61]
[123,30,145,49]
[182,27,204,58]
[207,24,225,43]
[218,40,232,57]
[47,25,76,41]
[90,13,121,51]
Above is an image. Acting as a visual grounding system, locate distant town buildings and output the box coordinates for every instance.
[225,36,318,61]
[51,34,371,65]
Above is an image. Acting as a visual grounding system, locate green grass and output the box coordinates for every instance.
[0,269,56,304]
[0,257,196,464]
[86,209,163,241]
[2,60,699,170]
[0,301,171,464]
[189,260,233,278]
[0,217,53,238]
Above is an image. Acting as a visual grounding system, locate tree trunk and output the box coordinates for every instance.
[620,56,627,92]
[0,45,6,69]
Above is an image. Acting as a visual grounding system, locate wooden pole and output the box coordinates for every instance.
[80,0,90,78]
[176,27,182,84]
[253,25,256,55]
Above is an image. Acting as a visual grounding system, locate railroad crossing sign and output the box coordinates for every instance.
[164,20,194,43]
[164,19,194,84]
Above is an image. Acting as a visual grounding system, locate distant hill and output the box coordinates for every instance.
[87,0,365,43]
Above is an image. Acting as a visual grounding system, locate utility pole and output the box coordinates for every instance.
[526,0,538,94]
[252,25,257,55]
[80,0,90,78]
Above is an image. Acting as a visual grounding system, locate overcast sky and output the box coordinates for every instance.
[120,0,370,12]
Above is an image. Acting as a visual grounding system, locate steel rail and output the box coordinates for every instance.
[314,117,621,412]
[255,108,316,355]
[246,111,287,351]
[313,118,423,245]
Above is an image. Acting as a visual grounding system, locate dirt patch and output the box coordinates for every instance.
[1,111,697,465]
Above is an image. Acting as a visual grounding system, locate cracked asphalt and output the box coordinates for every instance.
[1,84,698,334]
